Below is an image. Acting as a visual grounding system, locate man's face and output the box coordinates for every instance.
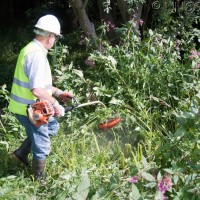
[47,34,58,49]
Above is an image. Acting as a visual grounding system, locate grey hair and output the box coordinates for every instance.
[33,28,50,36]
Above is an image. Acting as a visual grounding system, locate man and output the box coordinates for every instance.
[8,14,73,181]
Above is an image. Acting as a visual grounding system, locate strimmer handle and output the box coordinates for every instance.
[64,105,75,112]
[64,97,79,112]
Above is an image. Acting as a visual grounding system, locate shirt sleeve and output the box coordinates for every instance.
[24,51,47,90]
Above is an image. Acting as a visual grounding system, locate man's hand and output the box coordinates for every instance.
[58,91,73,103]
[54,88,73,103]
[53,100,65,117]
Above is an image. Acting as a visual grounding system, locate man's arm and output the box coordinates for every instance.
[32,87,56,104]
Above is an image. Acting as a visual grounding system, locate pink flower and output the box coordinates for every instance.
[158,181,167,193]
[158,174,172,196]
[189,50,200,60]
[139,19,144,26]
[163,176,172,189]
[198,64,200,68]
[128,176,139,183]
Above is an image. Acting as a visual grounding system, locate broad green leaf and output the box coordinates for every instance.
[55,191,68,200]
[141,172,155,182]
[182,112,195,119]
[174,175,179,185]
[68,61,73,70]
[6,175,17,179]
[0,187,12,196]
[72,174,90,200]
[109,98,122,105]
[135,127,141,131]
[142,155,148,169]
[149,29,153,36]
[129,184,140,200]
[60,173,71,180]
[172,95,179,100]
[91,187,105,199]
[73,69,84,79]
[73,191,89,200]
[1,84,7,90]
[163,168,174,174]
[155,191,163,200]
[79,175,90,189]
[157,171,162,180]
[109,174,119,190]
[144,182,157,188]
[130,116,136,123]
[108,55,117,66]
[195,92,200,99]
[170,41,173,47]
[174,127,185,138]
[54,69,63,75]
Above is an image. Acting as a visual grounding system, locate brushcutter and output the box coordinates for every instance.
[27,98,121,129]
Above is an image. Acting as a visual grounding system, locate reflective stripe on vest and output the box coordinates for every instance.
[10,93,36,105]
[13,77,29,89]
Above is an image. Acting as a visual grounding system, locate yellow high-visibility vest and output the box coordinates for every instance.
[8,41,52,116]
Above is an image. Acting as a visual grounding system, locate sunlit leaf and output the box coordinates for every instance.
[72,174,90,200]
[142,155,149,168]
[149,29,153,36]
[109,98,122,105]
[73,69,84,79]
[163,168,174,174]
[108,55,117,66]
[144,182,157,188]
[0,187,12,196]
[174,127,185,138]
[129,184,140,200]
[141,172,155,182]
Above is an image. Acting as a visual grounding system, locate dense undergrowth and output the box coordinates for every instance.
[0,10,200,200]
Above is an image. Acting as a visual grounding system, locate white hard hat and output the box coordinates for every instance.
[34,14,62,36]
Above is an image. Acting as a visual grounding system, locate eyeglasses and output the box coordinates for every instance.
[54,34,59,41]
[53,34,59,42]
[50,34,59,42]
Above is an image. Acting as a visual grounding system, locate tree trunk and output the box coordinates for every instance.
[69,0,104,51]
[69,0,97,38]
[116,0,129,22]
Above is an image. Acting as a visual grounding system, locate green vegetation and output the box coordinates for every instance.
[0,5,199,200]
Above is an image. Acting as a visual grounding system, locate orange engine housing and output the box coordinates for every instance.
[32,101,54,127]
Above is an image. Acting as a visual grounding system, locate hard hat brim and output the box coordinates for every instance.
[34,25,63,37]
